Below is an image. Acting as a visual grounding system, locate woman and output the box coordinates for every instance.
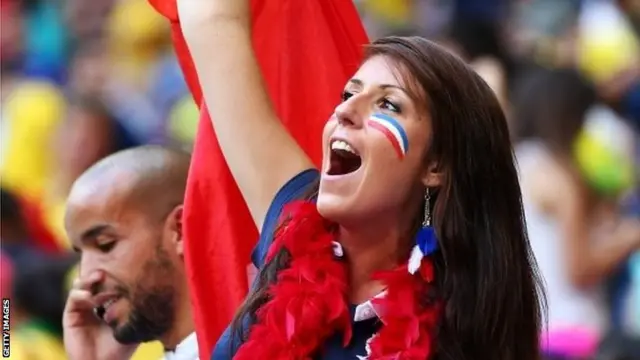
[514,68,640,359]
[178,0,545,359]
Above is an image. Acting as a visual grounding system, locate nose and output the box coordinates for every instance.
[79,252,103,283]
[334,96,369,128]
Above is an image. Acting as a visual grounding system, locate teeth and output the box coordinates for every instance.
[103,299,116,309]
[331,140,357,155]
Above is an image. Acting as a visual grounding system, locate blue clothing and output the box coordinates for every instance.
[211,169,382,359]
[454,0,506,22]
[250,169,320,270]
[621,81,640,130]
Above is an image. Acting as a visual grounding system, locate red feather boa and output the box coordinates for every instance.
[234,202,441,359]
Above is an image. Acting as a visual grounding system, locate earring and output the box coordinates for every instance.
[408,188,439,274]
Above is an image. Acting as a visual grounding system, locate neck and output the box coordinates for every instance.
[160,284,195,350]
[338,215,413,304]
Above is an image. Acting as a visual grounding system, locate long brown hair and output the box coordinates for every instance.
[231,37,545,360]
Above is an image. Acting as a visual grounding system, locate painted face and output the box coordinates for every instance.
[65,175,182,344]
[366,113,410,159]
[317,55,433,225]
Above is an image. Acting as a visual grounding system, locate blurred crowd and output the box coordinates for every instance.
[0,0,639,359]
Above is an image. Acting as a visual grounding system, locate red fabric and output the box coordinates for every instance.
[148,1,368,358]
[235,202,440,359]
[18,197,63,254]
[235,202,352,359]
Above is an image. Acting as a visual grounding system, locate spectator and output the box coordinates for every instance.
[63,146,196,360]
[514,68,640,359]
[43,93,138,246]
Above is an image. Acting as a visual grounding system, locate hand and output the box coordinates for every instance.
[177,0,250,28]
[63,271,137,360]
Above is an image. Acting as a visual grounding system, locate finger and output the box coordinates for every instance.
[65,288,98,311]
[63,289,103,328]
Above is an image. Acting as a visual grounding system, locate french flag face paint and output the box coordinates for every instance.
[367,113,409,159]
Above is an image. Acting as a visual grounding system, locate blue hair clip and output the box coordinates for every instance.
[408,188,438,274]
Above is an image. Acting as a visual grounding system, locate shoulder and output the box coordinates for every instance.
[211,327,232,360]
[251,168,320,268]
[211,316,252,360]
[517,143,579,215]
[263,168,320,226]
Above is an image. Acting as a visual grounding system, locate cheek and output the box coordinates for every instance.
[365,135,421,201]
[402,118,431,162]
[110,243,152,278]
[368,138,423,182]
[365,121,428,189]
[407,132,429,163]
[322,118,337,149]
[366,114,411,160]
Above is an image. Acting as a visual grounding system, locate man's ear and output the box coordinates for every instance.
[166,205,184,256]
[421,161,444,188]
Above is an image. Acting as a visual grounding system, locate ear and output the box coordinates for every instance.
[166,205,184,257]
[421,161,444,188]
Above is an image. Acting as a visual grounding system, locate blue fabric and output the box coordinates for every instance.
[319,306,381,359]
[607,192,640,328]
[23,2,68,84]
[211,169,382,359]
[212,169,319,359]
[250,169,320,269]
[454,0,505,22]
[621,81,640,130]
[212,305,380,360]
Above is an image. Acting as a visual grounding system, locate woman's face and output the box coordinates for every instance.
[317,55,437,225]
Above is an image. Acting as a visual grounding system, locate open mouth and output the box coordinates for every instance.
[327,139,362,175]
[93,295,122,321]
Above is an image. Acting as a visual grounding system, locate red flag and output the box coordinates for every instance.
[148,1,368,358]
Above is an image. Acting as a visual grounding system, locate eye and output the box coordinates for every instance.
[341,90,354,102]
[378,98,401,113]
[96,240,116,253]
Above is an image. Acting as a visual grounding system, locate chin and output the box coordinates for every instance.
[318,167,373,223]
[113,322,137,344]
[113,318,154,345]
[316,191,360,225]
[316,194,340,221]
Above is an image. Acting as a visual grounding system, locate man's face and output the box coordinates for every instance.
[66,177,181,344]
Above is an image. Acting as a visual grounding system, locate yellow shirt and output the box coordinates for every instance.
[8,323,66,360]
[7,331,165,360]
[132,341,165,360]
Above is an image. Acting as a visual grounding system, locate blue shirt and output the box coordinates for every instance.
[621,81,640,130]
[211,169,382,359]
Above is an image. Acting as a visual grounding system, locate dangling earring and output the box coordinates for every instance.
[408,188,439,274]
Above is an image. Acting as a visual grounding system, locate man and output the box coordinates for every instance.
[62,145,198,360]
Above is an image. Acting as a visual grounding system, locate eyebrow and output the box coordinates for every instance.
[348,79,409,94]
[72,224,113,252]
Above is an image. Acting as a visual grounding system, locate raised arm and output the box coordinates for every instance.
[177,0,314,229]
